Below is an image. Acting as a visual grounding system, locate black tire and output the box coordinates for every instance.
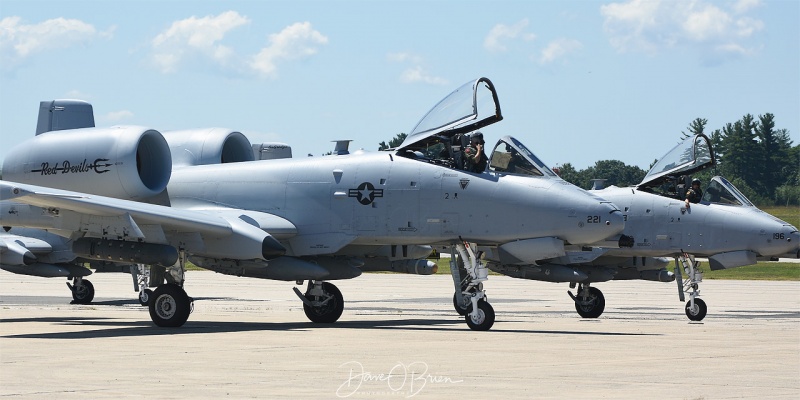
[303,282,344,324]
[453,292,470,316]
[72,279,95,304]
[149,284,191,327]
[138,289,153,306]
[453,291,488,316]
[574,286,605,318]
[465,300,495,331]
[685,298,707,321]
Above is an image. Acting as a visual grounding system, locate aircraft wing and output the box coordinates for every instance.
[0,181,294,261]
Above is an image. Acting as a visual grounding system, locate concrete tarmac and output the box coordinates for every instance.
[1,271,798,399]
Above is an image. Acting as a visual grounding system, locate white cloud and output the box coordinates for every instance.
[249,22,328,78]
[0,16,105,66]
[733,0,761,14]
[538,38,583,64]
[484,19,536,53]
[400,66,448,85]
[150,11,250,73]
[387,52,447,86]
[600,0,764,59]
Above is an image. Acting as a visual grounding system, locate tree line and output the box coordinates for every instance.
[380,114,799,206]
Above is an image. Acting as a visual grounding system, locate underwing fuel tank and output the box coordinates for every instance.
[360,259,438,275]
[489,263,588,283]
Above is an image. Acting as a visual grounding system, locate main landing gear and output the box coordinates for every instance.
[148,251,193,327]
[675,253,707,321]
[450,242,495,331]
[293,281,344,323]
[568,283,605,318]
[67,277,95,304]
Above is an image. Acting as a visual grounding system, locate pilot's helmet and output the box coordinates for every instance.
[471,132,484,145]
[692,178,701,185]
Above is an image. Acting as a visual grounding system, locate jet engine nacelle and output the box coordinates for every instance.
[2,126,172,200]
[162,128,254,167]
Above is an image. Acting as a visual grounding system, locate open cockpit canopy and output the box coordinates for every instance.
[394,77,556,178]
[638,133,715,189]
[635,134,754,206]
[398,77,502,152]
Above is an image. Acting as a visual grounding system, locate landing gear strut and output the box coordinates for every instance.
[675,253,707,321]
[294,281,344,323]
[68,277,94,304]
[148,251,193,327]
[450,241,495,331]
[132,264,153,306]
[569,283,605,318]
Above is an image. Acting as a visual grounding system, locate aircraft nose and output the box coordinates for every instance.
[756,222,800,257]
[561,197,625,245]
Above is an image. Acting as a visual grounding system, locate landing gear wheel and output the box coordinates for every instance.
[465,300,495,331]
[303,282,344,324]
[71,279,94,304]
[149,284,192,327]
[685,298,707,321]
[453,291,487,316]
[453,292,470,316]
[575,286,605,318]
[138,289,153,306]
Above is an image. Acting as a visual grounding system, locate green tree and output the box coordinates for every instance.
[554,163,581,185]
[575,160,646,189]
[718,114,761,191]
[378,133,407,150]
[681,118,707,139]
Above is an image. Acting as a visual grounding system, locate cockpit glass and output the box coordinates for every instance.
[408,80,475,137]
[640,134,714,187]
[702,177,754,207]
[488,136,556,177]
[399,78,502,151]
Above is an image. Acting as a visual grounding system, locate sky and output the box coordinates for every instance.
[1,0,798,171]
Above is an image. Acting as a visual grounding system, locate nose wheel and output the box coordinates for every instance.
[675,253,707,321]
[450,242,495,331]
[685,298,707,321]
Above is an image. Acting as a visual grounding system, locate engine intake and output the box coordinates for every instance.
[3,126,172,200]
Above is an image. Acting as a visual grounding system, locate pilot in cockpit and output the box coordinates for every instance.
[685,178,703,208]
[463,132,488,173]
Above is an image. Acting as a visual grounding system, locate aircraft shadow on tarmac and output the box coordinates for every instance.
[0,314,661,340]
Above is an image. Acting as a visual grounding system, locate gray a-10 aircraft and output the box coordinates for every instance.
[474,133,799,321]
[0,77,626,331]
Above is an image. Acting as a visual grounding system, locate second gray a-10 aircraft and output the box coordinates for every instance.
[473,133,799,321]
[0,77,626,331]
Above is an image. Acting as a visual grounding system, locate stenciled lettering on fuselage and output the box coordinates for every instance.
[31,159,113,176]
[348,182,384,205]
